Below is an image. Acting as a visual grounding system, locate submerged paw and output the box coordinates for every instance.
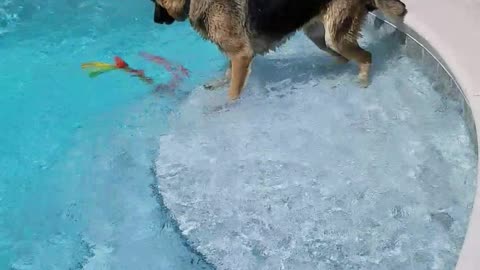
[204,78,228,91]
[358,77,370,88]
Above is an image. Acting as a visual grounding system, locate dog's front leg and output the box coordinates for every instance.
[227,51,253,101]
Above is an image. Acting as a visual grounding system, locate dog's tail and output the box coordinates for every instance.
[369,0,407,20]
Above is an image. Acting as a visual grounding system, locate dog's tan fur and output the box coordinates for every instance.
[156,0,406,101]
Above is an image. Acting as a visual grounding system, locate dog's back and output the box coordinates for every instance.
[246,0,333,53]
[247,0,332,37]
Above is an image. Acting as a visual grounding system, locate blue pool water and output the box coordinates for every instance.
[0,1,222,269]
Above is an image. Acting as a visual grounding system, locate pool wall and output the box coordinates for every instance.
[371,1,480,269]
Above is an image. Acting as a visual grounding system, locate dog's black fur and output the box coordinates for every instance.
[247,0,333,39]
[365,3,377,12]
[151,0,377,29]
[153,1,175,25]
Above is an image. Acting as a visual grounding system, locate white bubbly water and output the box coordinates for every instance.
[156,24,477,270]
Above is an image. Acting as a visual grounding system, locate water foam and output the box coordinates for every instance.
[156,25,477,269]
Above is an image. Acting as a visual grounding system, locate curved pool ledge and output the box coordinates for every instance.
[373,1,480,269]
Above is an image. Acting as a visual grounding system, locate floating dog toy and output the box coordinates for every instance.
[81,56,154,84]
[81,53,190,91]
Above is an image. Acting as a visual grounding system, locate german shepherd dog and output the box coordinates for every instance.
[152,0,407,101]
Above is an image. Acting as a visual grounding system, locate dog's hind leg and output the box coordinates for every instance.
[336,40,371,87]
[303,21,348,64]
[323,2,372,87]
[204,61,232,90]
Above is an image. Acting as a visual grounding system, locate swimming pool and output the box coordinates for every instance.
[1,1,477,270]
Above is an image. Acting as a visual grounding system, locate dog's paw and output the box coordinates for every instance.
[357,63,371,88]
[358,76,370,88]
[228,91,241,102]
[203,78,228,91]
[203,83,216,90]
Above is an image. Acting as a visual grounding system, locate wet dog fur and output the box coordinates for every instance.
[152,0,407,101]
